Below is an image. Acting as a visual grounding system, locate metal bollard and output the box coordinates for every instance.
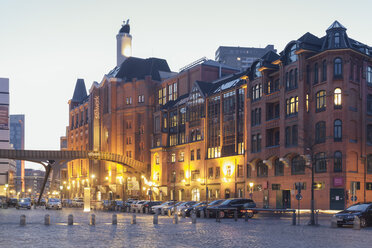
[173,214,178,224]
[161,208,165,216]
[206,210,209,219]
[192,212,196,224]
[292,212,296,226]
[153,214,158,224]
[90,214,96,226]
[20,215,26,226]
[353,216,361,230]
[315,210,319,225]
[131,214,136,224]
[234,210,238,222]
[182,211,186,218]
[331,215,337,228]
[44,214,50,225]
[145,207,149,214]
[168,209,172,217]
[200,210,204,219]
[245,212,249,222]
[112,214,117,225]
[126,206,129,213]
[68,214,73,225]
[216,211,221,223]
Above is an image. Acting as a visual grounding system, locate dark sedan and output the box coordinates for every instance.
[207,198,256,218]
[181,202,206,216]
[334,202,372,228]
[195,200,224,217]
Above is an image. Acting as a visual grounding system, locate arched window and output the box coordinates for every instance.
[274,158,284,176]
[314,63,319,84]
[315,152,327,173]
[367,154,372,174]
[334,119,342,142]
[254,62,261,78]
[334,58,343,78]
[315,121,326,143]
[291,156,305,175]
[334,32,340,48]
[334,88,342,108]
[322,60,327,81]
[334,151,342,172]
[316,90,326,111]
[288,44,297,64]
[257,161,268,177]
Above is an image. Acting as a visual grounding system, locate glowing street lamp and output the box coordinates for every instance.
[249,182,254,199]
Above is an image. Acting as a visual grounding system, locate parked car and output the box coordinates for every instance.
[162,201,182,215]
[16,198,31,210]
[151,201,174,214]
[131,200,147,212]
[182,202,205,216]
[207,198,256,218]
[46,198,62,210]
[142,201,162,213]
[72,198,84,208]
[8,198,18,207]
[121,199,138,211]
[195,200,224,217]
[333,202,372,228]
[115,200,124,211]
[175,201,197,215]
[62,199,72,207]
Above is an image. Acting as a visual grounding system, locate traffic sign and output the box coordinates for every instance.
[296,193,303,201]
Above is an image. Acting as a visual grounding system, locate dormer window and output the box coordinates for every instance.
[254,62,261,78]
[334,32,340,48]
[287,44,298,64]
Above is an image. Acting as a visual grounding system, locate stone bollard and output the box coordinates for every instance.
[173,214,178,224]
[153,214,158,225]
[200,210,204,219]
[292,212,296,226]
[331,215,337,228]
[182,211,186,219]
[152,213,159,225]
[145,207,149,214]
[353,216,361,230]
[126,206,129,213]
[131,214,136,224]
[168,209,172,217]
[161,208,165,216]
[216,211,221,223]
[68,214,73,225]
[245,212,249,222]
[112,214,117,225]
[20,215,26,226]
[44,214,50,225]
[206,210,209,219]
[191,212,196,224]
[234,210,238,222]
[90,214,96,226]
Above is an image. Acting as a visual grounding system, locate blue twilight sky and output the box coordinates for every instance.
[0,0,371,169]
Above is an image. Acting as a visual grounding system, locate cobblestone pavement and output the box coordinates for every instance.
[0,208,371,248]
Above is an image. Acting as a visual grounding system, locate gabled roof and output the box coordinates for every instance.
[71,78,88,103]
[209,71,247,95]
[195,81,213,97]
[106,57,171,81]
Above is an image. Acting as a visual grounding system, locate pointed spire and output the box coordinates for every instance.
[327,20,346,31]
[71,78,87,103]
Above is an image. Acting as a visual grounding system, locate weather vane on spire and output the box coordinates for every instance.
[123,19,130,26]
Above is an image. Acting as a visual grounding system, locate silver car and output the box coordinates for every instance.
[46,198,62,210]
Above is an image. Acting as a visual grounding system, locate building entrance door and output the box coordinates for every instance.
[276,190,283,209]
[282,190,291,209]
[330,188,345,210]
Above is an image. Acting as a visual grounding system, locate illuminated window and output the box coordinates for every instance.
[179,152,184,162]
[286,96,298,116]
[171,153,176,163]
[155,155,159,164]
[334,88,342,108]
[306,94,309,112]
[316,90,326,111]
[173,83,178,100]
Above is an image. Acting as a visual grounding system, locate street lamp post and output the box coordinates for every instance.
[303,149,316,226]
